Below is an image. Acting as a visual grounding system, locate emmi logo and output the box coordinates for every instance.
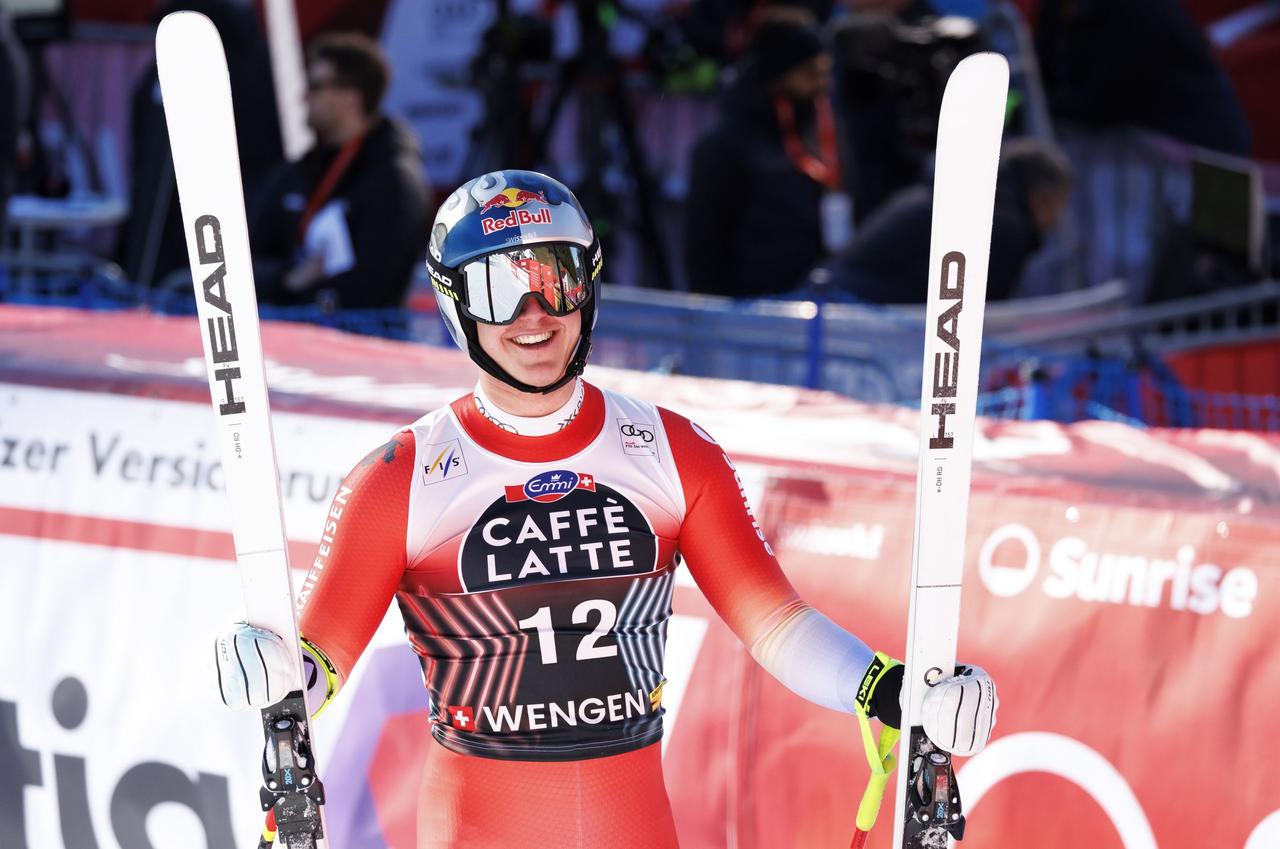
[929,250,965,450]
[1,677,236,847]
[194,214,245,416]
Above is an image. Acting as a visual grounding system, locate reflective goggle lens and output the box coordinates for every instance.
[460,244,591,324]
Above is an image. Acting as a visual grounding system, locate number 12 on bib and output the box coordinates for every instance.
[895,53,1008,849]
[156,11,329,849]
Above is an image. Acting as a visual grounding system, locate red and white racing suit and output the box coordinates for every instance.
[298,381,873,848]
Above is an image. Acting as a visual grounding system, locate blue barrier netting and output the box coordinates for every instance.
[2,270,1275,431]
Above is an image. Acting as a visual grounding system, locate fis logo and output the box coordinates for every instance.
[505,470,596,504]
[422,440,468,486]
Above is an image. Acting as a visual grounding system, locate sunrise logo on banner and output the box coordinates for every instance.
[977,523,1259,618]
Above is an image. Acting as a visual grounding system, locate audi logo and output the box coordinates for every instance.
[620,423,654,442]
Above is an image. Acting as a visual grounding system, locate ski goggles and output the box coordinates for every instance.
[429,240,602,325]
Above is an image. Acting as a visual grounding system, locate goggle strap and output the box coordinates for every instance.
[426,253,468,308]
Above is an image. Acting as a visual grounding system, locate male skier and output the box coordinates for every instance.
[215,170,998,848]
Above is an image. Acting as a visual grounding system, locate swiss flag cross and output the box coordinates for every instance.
[445,706,476,731]
[580,474,594,488]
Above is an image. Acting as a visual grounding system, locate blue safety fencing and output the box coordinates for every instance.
[2,269,1277,431]
[976,345,1280,430]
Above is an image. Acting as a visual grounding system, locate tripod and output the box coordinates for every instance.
[467,0,674,289]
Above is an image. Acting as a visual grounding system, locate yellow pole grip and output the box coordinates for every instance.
[853,709,901,832]
[855,769,891,831]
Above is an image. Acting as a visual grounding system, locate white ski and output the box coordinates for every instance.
[156,11,328,848]
[893,53,1009,849]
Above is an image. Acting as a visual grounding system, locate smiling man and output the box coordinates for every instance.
[213,170,998,848]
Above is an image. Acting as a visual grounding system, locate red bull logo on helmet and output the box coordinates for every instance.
[480,188,552,235]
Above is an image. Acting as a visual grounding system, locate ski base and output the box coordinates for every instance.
[900,728,965,849]
[259,693,326,849]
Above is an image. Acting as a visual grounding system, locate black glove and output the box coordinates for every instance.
[854,651,904,729]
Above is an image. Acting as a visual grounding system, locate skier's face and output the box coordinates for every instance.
[475,296,583,390]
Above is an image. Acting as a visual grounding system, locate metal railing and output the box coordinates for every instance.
[2,269,1277,430]
[594,279,1132,402]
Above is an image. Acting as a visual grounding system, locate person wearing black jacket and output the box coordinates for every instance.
[1035,0,1251,157]
[0,9,27,243]
[118,0,282,288]
[251,32,429,310]
[683,15,836,298]
[827,137,1073,304]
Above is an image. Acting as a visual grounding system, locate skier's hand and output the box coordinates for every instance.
[214,624,339,715]
[854,651,904,729]
[922,665,998,756]
[214,623,296,710]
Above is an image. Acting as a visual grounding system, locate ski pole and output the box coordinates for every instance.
[259,808,277,848]
[849,707,900,848]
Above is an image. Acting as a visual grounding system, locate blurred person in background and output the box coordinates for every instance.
[828,2,985,223]
[683,13,843,298]
[0,9,29,244]
[677,0,936,63]
[1035,0,1251,156]
[250,31,429,310]
[827,137,1073,303]
[214,168,998,849]
[117,0,282,288]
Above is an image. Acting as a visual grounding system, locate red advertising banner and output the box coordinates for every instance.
[744,473,1279,849]
[1,305,1277,849]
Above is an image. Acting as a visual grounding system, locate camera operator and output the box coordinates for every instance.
[829,5,983,222]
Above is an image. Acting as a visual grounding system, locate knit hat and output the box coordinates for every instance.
[745,18,825,83]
